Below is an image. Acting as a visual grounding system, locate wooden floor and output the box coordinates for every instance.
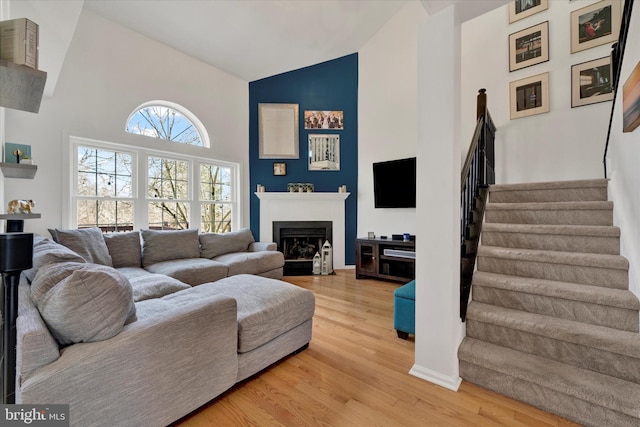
[173,270,580,427]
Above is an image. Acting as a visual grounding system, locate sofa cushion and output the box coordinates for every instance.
[23,235,86,282]
[128,273,191,302]
[103,231,142,268]
[31,262,136,345]
[145,258,228,286]
[199,228,255,259]
[214,251,284,277]
[184,274,315,353]
[141,229,200,267]
[53,227,113,266]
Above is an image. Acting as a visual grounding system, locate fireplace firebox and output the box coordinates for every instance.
[273,221,332,275]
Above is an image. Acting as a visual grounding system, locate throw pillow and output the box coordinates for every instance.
[103,231,142,268]
[199,228,255,259]
[23,235,86,282]
[141,229,200,267]
[53,227,113,266]
[32,262,136,345]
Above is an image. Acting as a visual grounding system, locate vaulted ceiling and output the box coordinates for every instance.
[82,0,509,82]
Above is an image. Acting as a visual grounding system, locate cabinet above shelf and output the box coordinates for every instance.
[0,163,37,179]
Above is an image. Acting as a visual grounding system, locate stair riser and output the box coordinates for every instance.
[459,362,638,427]
[466,320,640,383]
[489,187,608,204]
[477,257,628,289]
[481,231,620,255]
[472,286,639,332]
[484,209,613,226]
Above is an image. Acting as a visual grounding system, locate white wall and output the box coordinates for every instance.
[461,0,613,184]
[357,0,426,238]
[4,9,248,236]
[608,3,640,298]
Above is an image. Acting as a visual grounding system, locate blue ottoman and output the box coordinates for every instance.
[393,280,415,339]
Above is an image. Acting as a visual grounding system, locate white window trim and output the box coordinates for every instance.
[68,135,239,231]
[125,100,211,148]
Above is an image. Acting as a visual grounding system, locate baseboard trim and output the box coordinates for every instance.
[409,364,462,392]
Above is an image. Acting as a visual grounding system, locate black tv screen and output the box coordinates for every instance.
[373,157,416,208]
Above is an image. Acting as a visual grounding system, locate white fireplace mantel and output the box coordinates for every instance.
[256,192,350,269]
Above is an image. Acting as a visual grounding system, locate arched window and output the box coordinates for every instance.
[126,101,210,147]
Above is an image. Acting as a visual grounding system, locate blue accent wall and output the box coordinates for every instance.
[249,53,358,265]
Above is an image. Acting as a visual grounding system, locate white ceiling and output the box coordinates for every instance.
[82,0,510,82]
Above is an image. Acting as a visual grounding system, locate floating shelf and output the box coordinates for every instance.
[0,60,47,113]
[0,163,37,179]
[0,213,41,220]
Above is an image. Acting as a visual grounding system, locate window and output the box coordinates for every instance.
[125,101,210,147]
[71,137,238,232]
[200,163,233,233]
[76,146,135,231]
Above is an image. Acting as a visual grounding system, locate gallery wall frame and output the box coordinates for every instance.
[623,60,640,133]
[304,110,344,130]
[258,103,299,159]
[570,0,621,54]
[308,134,340,171]
[509,0,548,24]
[509,72,550,119]
[273,162,287,176]
[509,21,549,72]
[571,56,614,108]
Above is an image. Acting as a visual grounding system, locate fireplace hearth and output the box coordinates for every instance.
[273,221,332,275]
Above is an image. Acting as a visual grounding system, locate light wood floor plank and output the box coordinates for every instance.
[173,270,581,427]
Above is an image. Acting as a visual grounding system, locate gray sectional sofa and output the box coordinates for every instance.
[15,227,315,426]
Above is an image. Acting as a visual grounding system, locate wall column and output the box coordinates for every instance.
[411,4,464,391]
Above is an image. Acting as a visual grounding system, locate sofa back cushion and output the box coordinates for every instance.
[103,231,142,268]
[141,229,200,267]
[31,262,136,345]
[51,227,113,266]
[199,228,255,259]
[23,235,86,282]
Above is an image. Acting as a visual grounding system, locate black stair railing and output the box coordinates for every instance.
[603,0,634,178]
[460,89,496,321]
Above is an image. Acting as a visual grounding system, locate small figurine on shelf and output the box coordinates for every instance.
[13,149,23,164]
[7,199,35,214]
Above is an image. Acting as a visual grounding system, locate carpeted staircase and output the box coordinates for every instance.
[458,179,640,427]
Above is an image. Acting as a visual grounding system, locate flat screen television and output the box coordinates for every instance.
[373,157,416,208]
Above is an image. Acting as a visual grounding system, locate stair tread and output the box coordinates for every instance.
[477,245,629,270]
[459,338,640,418]
[472,271,640,310]
[485,200,613,211]
[482,223,620,237]
[466,302,640,358]
[490,179,608,193]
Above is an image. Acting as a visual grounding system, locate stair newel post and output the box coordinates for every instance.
[476,88,487,121]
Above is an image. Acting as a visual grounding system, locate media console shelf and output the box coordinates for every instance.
[356,238,415,282]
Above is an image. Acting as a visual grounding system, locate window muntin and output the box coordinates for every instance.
[125,101,209,147]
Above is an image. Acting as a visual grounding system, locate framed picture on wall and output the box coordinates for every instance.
[308,134,340,171]
[623,60,640,133]
[571,57,614,108]
[508,0,548,24]
[570,0,621,54]
[509,21,549,72]
[509,72,550,119]
[304,110,344,130]
[273,162,287,176]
